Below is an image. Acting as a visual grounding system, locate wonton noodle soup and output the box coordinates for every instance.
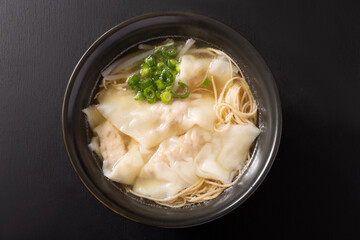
[83,38,259,207]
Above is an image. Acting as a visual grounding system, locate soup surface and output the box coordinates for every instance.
[83,38,259,207]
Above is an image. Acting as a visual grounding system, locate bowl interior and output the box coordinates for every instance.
[62,12,281,227]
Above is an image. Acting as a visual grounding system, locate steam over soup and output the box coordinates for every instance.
[83,38,259,207]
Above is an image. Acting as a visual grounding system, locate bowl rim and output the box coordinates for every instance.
[62,11,282,228]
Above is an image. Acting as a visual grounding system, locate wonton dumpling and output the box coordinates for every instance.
[132,159,188,199]
[133,127,208,199]
[82,105,106,130]
[88,136,101,158]
[96,88,215,149]
[208,56,232,93]
[133,125,260,199]
[177,55,232,94]
[83,106,107,157]
[93,121,127,166]
[195,124,260,183]
[177,55,212,90]
[93,121,144,185]
[103,140,144,185]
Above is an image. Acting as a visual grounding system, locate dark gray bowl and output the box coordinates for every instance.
[62,12,282,228]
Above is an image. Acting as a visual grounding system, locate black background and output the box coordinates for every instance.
[1,0,359,239]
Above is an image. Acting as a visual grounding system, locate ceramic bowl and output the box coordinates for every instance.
[62,11,282,227]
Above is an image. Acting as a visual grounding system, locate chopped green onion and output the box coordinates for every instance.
[157,62,166,69]
[128,74,140,90]
[134,90,145,101]
[139,79,153,89]
[155,90,162,99]
[172,82,189,99]
[153,70,162,77]
[127,42,191,104]
[162,46,177,57]
[155,79,166,90]
[160,70,174,85]
[161,91,172,104]
[176,63,181,72]
[146,96,157,104]
[165,86,172,92]
[141,63,151,77]
[151,75,159,82]
[143,87,155,99]
[203,78,211,87]
[144,55,156,67]
[167,59,178,69]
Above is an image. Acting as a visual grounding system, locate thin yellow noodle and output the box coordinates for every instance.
[192,88,213,94]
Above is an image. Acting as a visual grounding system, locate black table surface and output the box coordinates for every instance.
[1,0,359,239]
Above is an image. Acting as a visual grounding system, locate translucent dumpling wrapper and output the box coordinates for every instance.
[83,106,106,157]
[208,55,232,94]
[102,141,144,185]
[176,54,232,94]
[88,136,101,158]
[96,88,215,149]
[82,105,106,130]
[132,125,260,199]
[195,124,260,183]
[176,55,212,90]
[133,127,209,199]
[93,121,144,185]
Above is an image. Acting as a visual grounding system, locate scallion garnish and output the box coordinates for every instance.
[134,90,145,101]
[144,55,156,67]
[155,79,166,90]
[141,63,151,77]
[128,74,140,90]
[162,46,177,57]
[127,41,189,104]
[161,91,172,104]
[203,78,211,87]
[172,82,189,99]
[167,59,178,69]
